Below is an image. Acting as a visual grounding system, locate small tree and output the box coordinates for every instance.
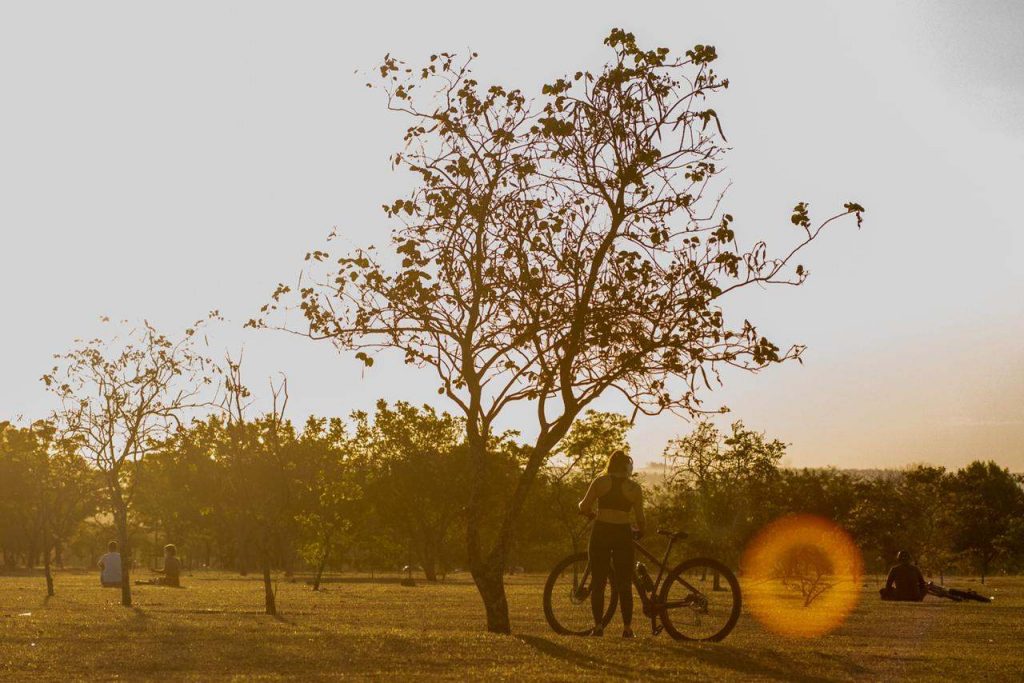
[774,544,835,607]
[947,461,1024,583]
[43,319,214,607]
[295,416,362,591]
[258,30,863,632]
[661,421,784,564]
[218,355,297,615]
[359,401,468,582]
[0,420,61,593]
[899,466,954,581]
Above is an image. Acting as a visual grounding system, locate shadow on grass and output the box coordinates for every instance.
[677,645,838,682]
[516,634,842,681]
[516,635,635,676]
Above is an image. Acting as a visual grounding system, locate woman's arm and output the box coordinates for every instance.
[578,477,604,518]
[633,484,647,537]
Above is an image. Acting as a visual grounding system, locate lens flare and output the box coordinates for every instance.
[741,514,863,638]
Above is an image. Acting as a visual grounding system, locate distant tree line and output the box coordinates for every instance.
[4,409,1023,596]
[650,421,1024,582]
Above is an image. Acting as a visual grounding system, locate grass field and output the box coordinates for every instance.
[1,571,1021,681]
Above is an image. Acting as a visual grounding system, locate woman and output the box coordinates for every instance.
[578,450,646,637]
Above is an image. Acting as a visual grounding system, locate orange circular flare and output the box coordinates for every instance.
[741,514,863,638]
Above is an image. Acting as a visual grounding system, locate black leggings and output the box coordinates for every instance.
[589,521,634,627]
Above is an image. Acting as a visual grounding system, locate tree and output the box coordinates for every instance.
[774,544,835,607]
[898,466,953,580]
[43,318,215,606]
[294,416,362,591]
[358,401,469,582]
[218,356,298,615]
[946,461,1024,583]
[660,421,784,565]
[256,30,864,632]
[0,420,61,592]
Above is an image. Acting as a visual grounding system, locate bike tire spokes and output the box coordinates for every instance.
[659,558,741,642]
[543,552,618,636]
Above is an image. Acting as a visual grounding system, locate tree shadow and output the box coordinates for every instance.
[814,650,869,675]
[655,644,838,682]
[515,634,634,676]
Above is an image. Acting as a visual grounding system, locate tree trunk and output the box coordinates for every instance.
[471,561,511,634]
[262,554,276,615]
[237,537,249,576]
[421,542,438,583]
[43,545,54,597]
[313,546,330,592]
[112,488,133,607]
[118,530,132,606]
[464,419,568,633]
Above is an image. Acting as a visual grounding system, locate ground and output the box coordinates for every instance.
[1,571,1020,681]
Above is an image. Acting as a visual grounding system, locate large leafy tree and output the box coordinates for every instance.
[257,29,864,632]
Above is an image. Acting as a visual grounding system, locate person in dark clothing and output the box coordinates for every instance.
[880,550,927,601]
[578,450,646,638]
[136,544,182,587]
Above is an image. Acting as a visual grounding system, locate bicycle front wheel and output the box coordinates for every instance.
[543,552,618,635]
[659,558,741,642]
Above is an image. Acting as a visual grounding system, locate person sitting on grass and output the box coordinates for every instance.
[98,540,123,588]
[135,544,182,587]
[880,550,927,602]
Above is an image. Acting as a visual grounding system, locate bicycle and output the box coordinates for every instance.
[926,582,993,603]
[543,527,742,641]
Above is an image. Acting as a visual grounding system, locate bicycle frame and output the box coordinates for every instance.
[631,537,704,628]
[576,535,711,634]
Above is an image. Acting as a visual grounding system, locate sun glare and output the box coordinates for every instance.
[741,514,864,638]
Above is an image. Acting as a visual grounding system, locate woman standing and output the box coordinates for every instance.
[578,450,646,637]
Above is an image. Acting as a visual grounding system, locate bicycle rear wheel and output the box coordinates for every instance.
[658,558,741,642]
[543,552,618,635]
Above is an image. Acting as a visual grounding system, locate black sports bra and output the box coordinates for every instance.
[598,477,632,512]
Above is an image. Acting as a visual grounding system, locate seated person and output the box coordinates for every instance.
[98,540,123,588]
[880,550,927,601]
[136,544,182,587]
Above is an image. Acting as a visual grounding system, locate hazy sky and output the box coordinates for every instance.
[2,1,1021,470]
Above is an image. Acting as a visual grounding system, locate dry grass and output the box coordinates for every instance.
[1,571,1020,681]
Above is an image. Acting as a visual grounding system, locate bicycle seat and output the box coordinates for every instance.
[657,529,688,540]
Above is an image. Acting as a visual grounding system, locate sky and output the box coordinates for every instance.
[1,1,1021,470]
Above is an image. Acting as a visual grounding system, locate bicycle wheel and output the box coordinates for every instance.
[543,552,618,635]
[658,558,741,642]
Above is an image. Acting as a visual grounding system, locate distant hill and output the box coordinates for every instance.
[633,463,961,487]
